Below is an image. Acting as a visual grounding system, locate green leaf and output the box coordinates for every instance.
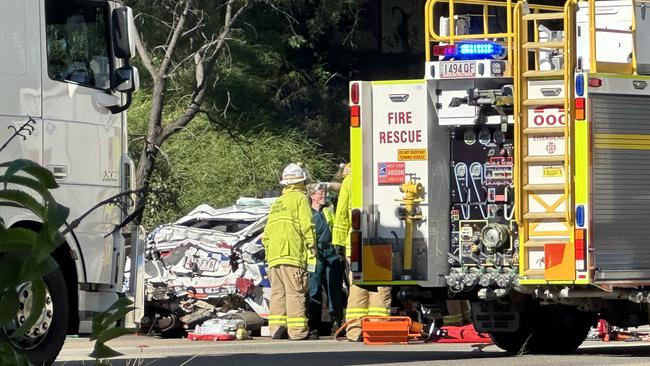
[11,278,46,338]
[91,298,134,340]
[1,159,58,189]
[0,253,26,290]
[89,342,123,359]
[0,175,54,202]
[92,312,108,337]
[0,227,38,253]
[19,256,59,284]
[45,202,70,237]
[100,307,136,331]
[0,190,46,219]
[0,288,20,326]
[29,224,61,266]
[104,297,134,314]
[97,327,137,343]
[0,343,31,366]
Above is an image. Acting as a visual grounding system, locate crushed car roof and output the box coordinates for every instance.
[174,197,278,226]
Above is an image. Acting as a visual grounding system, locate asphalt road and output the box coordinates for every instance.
[54,335,650,366]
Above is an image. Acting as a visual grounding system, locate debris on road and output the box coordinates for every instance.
[593,319,650,342]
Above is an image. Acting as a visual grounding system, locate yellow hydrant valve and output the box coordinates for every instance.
[395,174,425,280]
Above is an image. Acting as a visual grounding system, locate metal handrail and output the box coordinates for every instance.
[563,0,575,224]
[513,1,522,227]
[424,0,562,63]
[587,0,637,73]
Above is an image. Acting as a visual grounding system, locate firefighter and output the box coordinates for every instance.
[444,300,472,326]
[263,163,316,340]
[307,183,344,340]
[333,164,392,342]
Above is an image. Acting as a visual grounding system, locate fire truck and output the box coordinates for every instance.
[349,0,650,353]
[0,0,142,364]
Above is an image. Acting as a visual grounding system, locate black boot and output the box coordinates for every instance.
[271,326,288,340]
[308,329,320,340]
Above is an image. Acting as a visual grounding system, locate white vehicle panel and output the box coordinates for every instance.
[576,1,635,70]
[0,0,41,117]
[52,185,121,284]
[42,120,121,186]
[371,82,429,240]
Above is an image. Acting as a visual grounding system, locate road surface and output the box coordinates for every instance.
[54,335,650,366]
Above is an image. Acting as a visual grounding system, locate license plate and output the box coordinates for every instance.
[440,61,476,78]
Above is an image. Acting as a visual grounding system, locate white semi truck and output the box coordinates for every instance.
[349,0,650,353]
[0,0,142,364]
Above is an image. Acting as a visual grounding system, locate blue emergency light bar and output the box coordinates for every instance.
[433,42,505,60]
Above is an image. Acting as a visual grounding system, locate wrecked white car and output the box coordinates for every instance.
[142,197,276,336]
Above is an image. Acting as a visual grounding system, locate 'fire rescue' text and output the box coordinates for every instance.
[379,111,422,144]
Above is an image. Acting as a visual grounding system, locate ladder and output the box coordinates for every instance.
[514,1,576,282]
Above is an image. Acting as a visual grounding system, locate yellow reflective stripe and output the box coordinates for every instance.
[442,314,463,325]
[368,307,390,316]
[267,257,304,268]
[268,314,287,325]
[266,217,300,225]
[345,308,369,317]
[286,317,307,328]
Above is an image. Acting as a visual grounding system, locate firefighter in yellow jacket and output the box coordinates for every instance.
[333,164,392,342]
[263,163,316,340]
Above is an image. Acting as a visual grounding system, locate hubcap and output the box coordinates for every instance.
[3,282,54,350]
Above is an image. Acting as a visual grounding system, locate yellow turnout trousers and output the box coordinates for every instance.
[268,265,309,339]
[344,270,391,341]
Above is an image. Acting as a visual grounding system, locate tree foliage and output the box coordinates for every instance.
[127,0,360,228]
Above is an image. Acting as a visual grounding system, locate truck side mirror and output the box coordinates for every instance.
[115,66,140,93]
[112,7,135,59]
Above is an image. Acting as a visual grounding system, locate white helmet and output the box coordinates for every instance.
[280,163,307,185]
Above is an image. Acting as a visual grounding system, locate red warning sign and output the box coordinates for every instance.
[378,162,405,185]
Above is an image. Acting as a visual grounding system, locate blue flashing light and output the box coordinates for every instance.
[576,74,585,97]
[455,42,504,60]
[576,205,585,228]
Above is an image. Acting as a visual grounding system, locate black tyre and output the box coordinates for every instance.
[490,329,533,354]
[526,306,593,354]
[491,305,593,355]
[2,267,69,366]
[489,310,534,355]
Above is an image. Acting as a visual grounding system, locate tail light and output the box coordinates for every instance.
[350,231,361,272]
[350,209,362,272]
[575,228,586,270]
[351,208,361,230]
[433,45,456,57]
[588,78,602,87]
[350,105,360,128]
[350,82,359,104]
[575,97,586,120]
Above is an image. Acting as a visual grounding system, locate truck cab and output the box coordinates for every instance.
[0,0,139,364]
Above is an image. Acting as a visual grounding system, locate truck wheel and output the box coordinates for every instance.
[527,306,593,354]
[2,267,69,365]
[490,329,532,354]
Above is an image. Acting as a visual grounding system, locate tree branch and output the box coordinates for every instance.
[160,0,191,77]
[134,27,157,79]
[160,0,248,141]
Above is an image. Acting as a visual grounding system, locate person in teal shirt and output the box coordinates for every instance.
[307,183,344,339]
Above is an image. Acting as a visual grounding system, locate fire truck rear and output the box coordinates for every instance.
[349,0,650,354]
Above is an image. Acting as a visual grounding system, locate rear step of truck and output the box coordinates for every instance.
[514,5,575,282]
